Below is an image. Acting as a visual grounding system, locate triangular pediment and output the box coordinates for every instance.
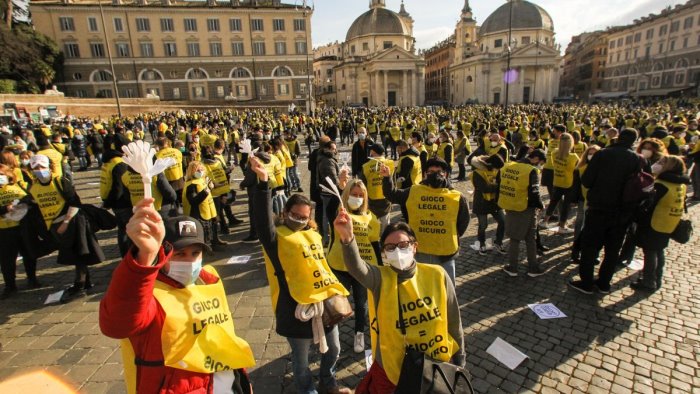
[511,43,560,58]
[372,45,423,62]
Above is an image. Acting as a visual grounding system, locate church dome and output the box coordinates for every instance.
[479,0,554,36]
[345,7,409,41]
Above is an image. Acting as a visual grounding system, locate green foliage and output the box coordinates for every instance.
[0,79,16,93]
[0,23,63,93]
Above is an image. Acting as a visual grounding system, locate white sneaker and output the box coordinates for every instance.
[558,226,574,235]
[354,332,365,353]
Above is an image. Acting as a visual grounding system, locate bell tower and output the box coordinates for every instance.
[455,0,478,63]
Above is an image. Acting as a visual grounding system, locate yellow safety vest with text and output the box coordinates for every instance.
[327,212,380,271]
[121,171,162,210]
[264,155,284,190]
[182,178,216,220]
[405,185,461,256]
[363,158,394,201]
[398,154,422,186]
[100,157,124,201]
[543,138,560,170]
[204,160,229,198]
[498,162,536,212]
[367,264,458,385]
[120,266,255,394]
[437,142,455,167]
[156,148,184,182]
[29,177,66,229]
[651,180,686,234]
[552,152,579,189]
[0,184,27,229]
[473,169,498,201]
[37,148,64,178]
[262,226,348,309]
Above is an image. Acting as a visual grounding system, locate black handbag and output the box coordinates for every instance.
[671,219,693,244]
[394,289,474,394]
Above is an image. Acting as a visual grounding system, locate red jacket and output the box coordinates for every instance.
[99,246,247,393]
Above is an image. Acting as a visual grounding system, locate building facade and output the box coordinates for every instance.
[312,0,426,107]
[559,31,609,99]
[423,35,455,104]
[448,0,561,105]
[602,0,700,98]
[31,0,313,104]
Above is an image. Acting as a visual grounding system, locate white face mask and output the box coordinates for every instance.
[167,257,203,286]
[358,133,366,140]
[641,149,653,159]
[651,163,664,175]
[383,247,414,271]
[0,175,7,186]
[587,155,594,161]
[347,196,364,210]
[490,141,499,147]
[194,171,204,179]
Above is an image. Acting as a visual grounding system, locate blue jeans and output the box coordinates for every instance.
[416,253,456,285]
[287,325,341,394]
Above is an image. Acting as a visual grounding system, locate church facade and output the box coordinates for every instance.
[448,0,562,105]
[313,0,426,107]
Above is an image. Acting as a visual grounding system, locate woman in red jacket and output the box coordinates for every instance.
[99,198,254,394]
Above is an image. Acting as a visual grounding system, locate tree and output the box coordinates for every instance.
[0,23,63,93]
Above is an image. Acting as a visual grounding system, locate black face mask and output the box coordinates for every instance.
[425,172,447,188]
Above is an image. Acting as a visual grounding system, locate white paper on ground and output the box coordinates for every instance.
[528,303,567,319]
[486,337,529,370]
[364,349,373,370]
[470,238,494,251]
[86,182,100,186]
[45,290,65,305]
[226,255,251,265]
[627,259,644,271]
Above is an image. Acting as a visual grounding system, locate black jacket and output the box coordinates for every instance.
[351,139,374,176]
[582,141,642,212]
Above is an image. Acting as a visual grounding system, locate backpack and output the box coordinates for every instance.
[622,156,655,205]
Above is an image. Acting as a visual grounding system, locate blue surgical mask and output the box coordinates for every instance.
[33,169,51,183]
[167,257,203,286]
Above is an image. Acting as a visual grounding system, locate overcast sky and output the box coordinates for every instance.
[309,0,685,51]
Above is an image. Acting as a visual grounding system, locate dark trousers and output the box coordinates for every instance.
[545,186,572,224]
[457,163,466,180]
[333,269,368,333]
[113,208,133,258]
[579,209,631,288]
[477,211,505,246]
[641,248,666,288]
[0,227,38,289]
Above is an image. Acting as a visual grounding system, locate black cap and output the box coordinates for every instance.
[425,157,450,172]
[485,154,505,169]
[528,149,546,162]
[369,144,385,155]
[164,216,212,252]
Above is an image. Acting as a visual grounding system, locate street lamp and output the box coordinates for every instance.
[301,0,314,115]
[97,0,122,117]
[503,0,514,112]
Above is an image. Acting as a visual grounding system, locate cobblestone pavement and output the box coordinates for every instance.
[1,141,699,393]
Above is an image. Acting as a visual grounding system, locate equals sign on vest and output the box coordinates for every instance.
[419,330,427,337]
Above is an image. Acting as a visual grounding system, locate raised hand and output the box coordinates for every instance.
[126,198,165,266]
[333,208,354,243]
[249,156,269,182]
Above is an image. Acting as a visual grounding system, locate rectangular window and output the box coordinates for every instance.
[634,33,641,43]
[625,35,632,45]
[685,16,694,29]
[646,29,654,40]
[172,87,181,99]
[207,18,220,32]
[97,89,113,98]
[231,42,245,55]
[136,17,150,32]
[670,40,675,51]
[273,19,285,31]
[278,83,288,95]
[184,18,197,32]
[236,85,247,96]
[684,37,689,49]
[164,42,177,56]
[617,38,623,46]
[216,86,225,98]
[252,41,265,55]
[88,17,98,32]
[210,42,222,56]
[275,41,287,55]
[294,19,306,31]
[521,36,531,45]
[670,21,680,33]
[59,17,74,31]
[362,42,369,51]
[659,43,664,53]
[229,18,242,31]
[160,18,173,32]
[63,43,80,58]
[140,42,154,57]
[645,46,651,58]
[116,43,130,57]
[293,41,307,55]
[660,25,668,36]
[90,43,105,58]
[383,41,392,49]
[609,41,615,49]
[124,89,135,98]
[495,39,503,48]
[187,42,200,56]
[299,83,306,94]
[251,19,264,31]
[114,17,123,32]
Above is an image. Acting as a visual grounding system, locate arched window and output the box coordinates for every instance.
[140,68,164,81]
[230,68,252,78]
[92,70,113,82]
[676,58,689,69]
[272,66,293,77]
[186,68,208,79]
[652,62,664,72]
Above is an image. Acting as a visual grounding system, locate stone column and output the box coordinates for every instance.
[411,70,418,106]
[402,70,408,107]
[417,69,425,106]
[383,70,388,106]
[374,71,380,106]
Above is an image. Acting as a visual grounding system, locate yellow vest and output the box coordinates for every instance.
[262,226,348,308]
[156,148,184,182]
[405,185,461,256]
[100,157,124,201]
[263,156,284,190]
[389,126,402,141]
[29,177,66,229]
[437,142,455,167]
[552,152,579,189]
[284,139,299,159]
[0,184,27,229]
[398,155,421,186]
[273,151,288,175]
[280,145,294,167]
[363,158,394,200]
[327,212,380,271]
[182,178,216,220]
[651,180,686,234]
[367,264,458,385]
[204,160,229,198]
[498,162,536,212]
[120,266,255,394]
[473,169,498,201]
[573,142,587,158]
[543,138,560,170]
[121,171,162,210]
[37,148,64,178]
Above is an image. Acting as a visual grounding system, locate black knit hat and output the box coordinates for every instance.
[425,157,450,172]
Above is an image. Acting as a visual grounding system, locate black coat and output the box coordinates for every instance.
[351,139,373,176]
[582,141,642,213]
